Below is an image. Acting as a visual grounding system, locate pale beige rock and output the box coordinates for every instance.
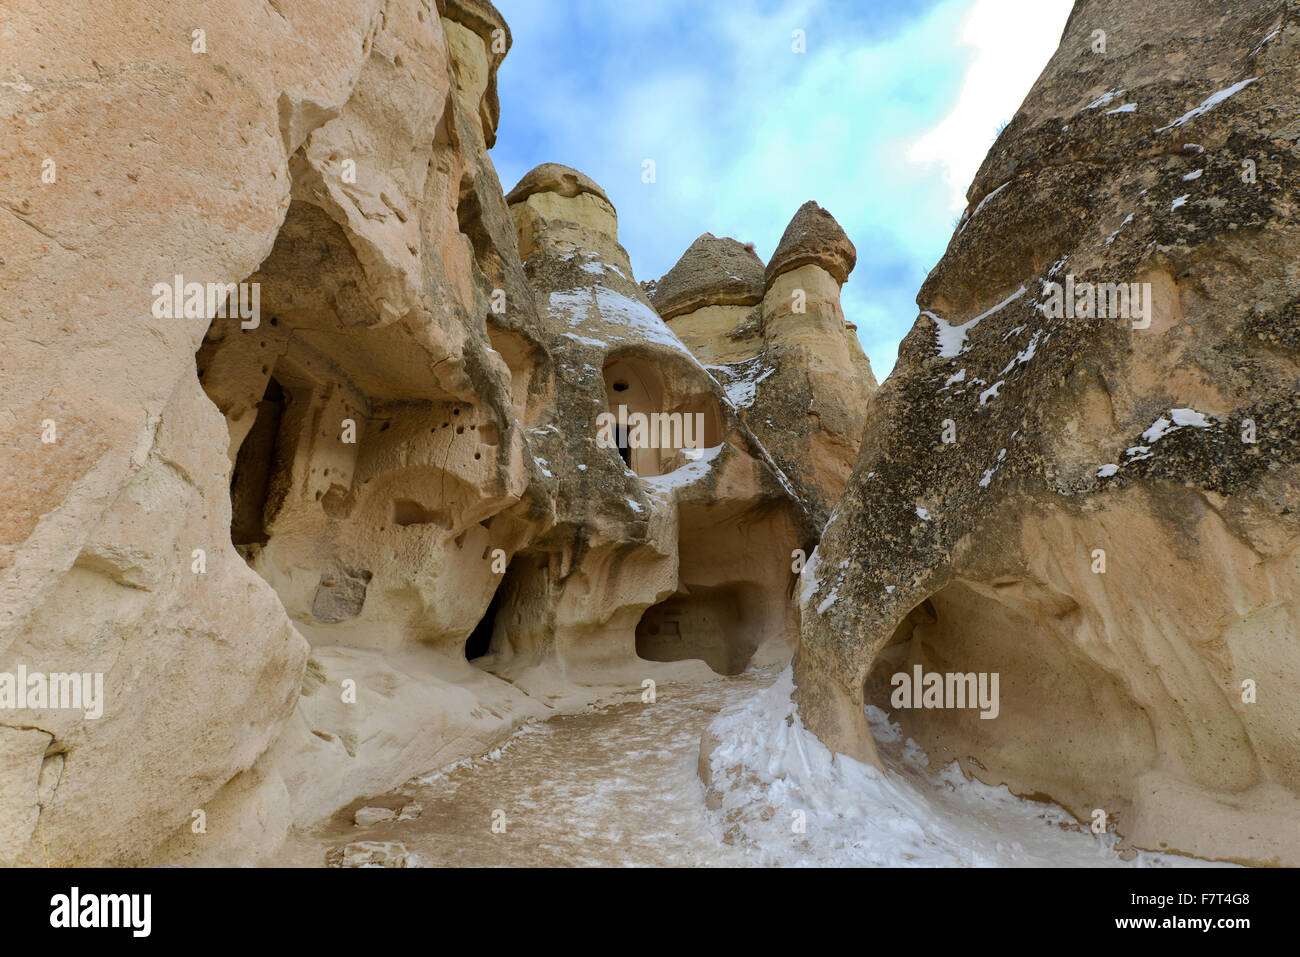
[753,260,878,526]
[650,208,878,528]
[0,0,388,866]
[0,0,554,866]
[662,304,764,366]
[494,165,817,700]
[0,0,822,868]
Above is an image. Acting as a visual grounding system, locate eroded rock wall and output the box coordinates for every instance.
[1,0,818,866]
[650,207,878,529]
[0,0,393,867]
[795,0,1300,865]
[0,0,557,866]
[485,165,815,705]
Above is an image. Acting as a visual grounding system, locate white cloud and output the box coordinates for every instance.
[907,0,1073,211]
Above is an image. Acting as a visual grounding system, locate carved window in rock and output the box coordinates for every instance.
[600,354,723,478]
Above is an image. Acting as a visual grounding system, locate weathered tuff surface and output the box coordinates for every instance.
[651,233,766,325]
[795,0,1300,864]
[0,0,815,866]
[0,0,555,867]
[490,164,814,701]
[652,207,877,527]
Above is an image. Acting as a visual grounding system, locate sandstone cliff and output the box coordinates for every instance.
[481,162,813,700]
[7,0,1289,872]
[0,0,822,865]
[651,206,878,527]
[794,0,1300,865]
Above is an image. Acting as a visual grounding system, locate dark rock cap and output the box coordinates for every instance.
[505,163,614,211]
[764,201,856,288]
[650,233,765,320]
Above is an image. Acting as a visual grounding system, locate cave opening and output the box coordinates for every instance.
[229,375,287,549]
[610,379,633,466]
[635,584,761,676]
[601,357,663,477]
[466,580,507,661]
[601,354,723,477]
[862,579,1157,802]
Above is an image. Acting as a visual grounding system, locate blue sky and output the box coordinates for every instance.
[490,0,1073,378]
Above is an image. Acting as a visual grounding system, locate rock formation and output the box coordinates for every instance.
[649,233,767,363]
[794,0,1300,865]
[8,0,1292,872]
[493,163,814,699]
[651,206,877,527]
[0,0,556,868]
[0,0,817,865]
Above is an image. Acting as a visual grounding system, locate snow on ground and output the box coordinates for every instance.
[548,284,699,360]
[280,678,765,867]
[959,181,1009,232]
[978,380,1005,406]
[999,329,1042,376]
[1142,407,1214,443]
[1105,212,1135,245]
[1083,88,1126,111]
[1253,28,1281,54]
[280,670,1233,868]
[705,669,1226,868]
[978,447,1007,488]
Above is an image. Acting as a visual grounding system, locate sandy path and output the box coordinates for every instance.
[274,669,1219,868]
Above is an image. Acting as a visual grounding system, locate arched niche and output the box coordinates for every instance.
[601,353,723,478]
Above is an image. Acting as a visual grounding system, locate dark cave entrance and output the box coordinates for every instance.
[635,584,762,676]
[466,580,506,660]
[610,377,633,467]
[229,376,287,548]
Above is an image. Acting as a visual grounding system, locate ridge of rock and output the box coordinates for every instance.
[793,0,1300,867]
